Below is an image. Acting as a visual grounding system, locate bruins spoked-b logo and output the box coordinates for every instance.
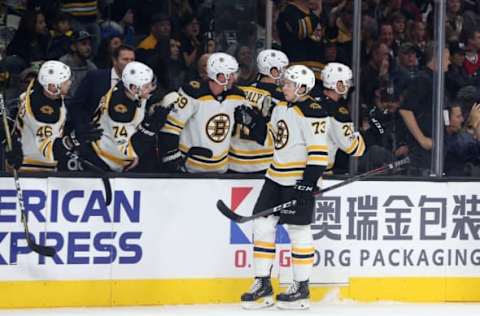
[274,120,289,150]
[206,114,230,143]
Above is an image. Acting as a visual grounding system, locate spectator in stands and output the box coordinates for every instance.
[399,42,451,176]
[446,0,464,42]
[361,42,391,106]
[276,0,324,78]
[446,41,472,97]
[150,37,186,91]
[60,0,101,54]
[363,82,408,170]
[60,30,97,99]
[235,45,256,86]
[137,13,171,51]
[391,11,407,48]
[392,42,419,95]
[69,45,135,131]
[466,102,480,141]
[94,35,124,69]
[378,22,396,57]
[180,15,202,69]
[47,12,73,60]
[7,9,49,70]
[407,20,428,57]
[462,28,480,79]
[117,8,136,47]
[444,102,480,176]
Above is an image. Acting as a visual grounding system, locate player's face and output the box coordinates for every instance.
[138,81,156,99]
[60,79,72,96]
[282,80,297,102]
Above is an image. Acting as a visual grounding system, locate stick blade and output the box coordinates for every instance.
[216,200,247,223]
[28,239,56,257]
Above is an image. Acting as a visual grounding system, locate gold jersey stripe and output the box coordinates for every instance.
[229,147,274,155]
[291,247,315,254]
[292,258,314,265]
[254,253,275,260]
[167,115,185,128]
[272,160,306,168]
[267,169,303,178]
[228,157,272,165]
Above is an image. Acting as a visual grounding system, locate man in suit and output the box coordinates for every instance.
[68,45,136,131]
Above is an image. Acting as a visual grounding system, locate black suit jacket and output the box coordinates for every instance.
[67,68,112,130]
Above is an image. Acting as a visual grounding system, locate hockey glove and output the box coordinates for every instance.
[4,132,23,170]
[293,181,319,209]
[139,104,172,136]
[68,123,104,148]
[234,105,267,144]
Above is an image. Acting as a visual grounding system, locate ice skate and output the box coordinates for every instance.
[240,277,274,309]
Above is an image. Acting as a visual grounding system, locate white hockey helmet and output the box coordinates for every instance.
[257,49,289,80]
[283,65,315,97]
[207,52,238,86]
[122,61,154,98]
[38,60,71,96]
[321,62,353,95]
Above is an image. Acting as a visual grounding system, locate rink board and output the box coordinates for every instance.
[0,177,478,307]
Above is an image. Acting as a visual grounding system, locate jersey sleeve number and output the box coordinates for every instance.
[342,124,353,137]
[113,126,128,138]
[311,120,326,134]
[176,96,188,109]
[36,126,53,140]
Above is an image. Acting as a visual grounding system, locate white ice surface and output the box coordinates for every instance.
[0,302,479,316]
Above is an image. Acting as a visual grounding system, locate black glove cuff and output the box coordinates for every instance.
[137,122,155,137]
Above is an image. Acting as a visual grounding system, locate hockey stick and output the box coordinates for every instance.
[64,150,113,206]
[217,157,410,223]
[0,94,56,257]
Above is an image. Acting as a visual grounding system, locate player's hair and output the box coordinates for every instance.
[112,44,135,60]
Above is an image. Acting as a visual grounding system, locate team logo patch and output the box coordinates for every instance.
[274,120,289,150]
[206,114,230,143]
[114,104,128,113]
[338,106,349,115]
[310,102,322,110]
[40,105,54,115]
[189,80,200,89]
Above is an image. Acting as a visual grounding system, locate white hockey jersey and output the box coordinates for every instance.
[265,96,329,186]
[91,86,145,172]
[161,80,247,173]
[16,81,66,172]
[316,95,365,171]
[229,81,284,173]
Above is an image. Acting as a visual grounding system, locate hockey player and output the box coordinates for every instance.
[317,62,365,171]
[237,65,329,310]
[159,52,247,173]
[229,49,289,173]
[85,61,171,172]
[15,60,102,172]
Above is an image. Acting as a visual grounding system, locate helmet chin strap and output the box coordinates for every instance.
[293,84,307,102]
[214,73,231,91]
[44,84,62,98]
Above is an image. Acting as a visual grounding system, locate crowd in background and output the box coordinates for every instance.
[0,0,480,177]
